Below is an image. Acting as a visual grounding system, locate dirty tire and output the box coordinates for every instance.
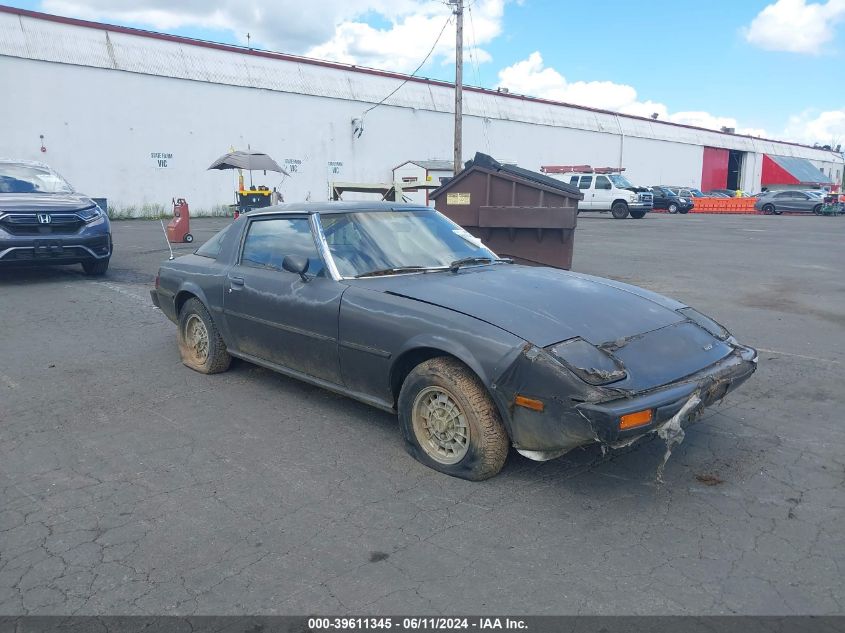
[82,258,109,276]
[398,357,508,481]
[178,298,231,374]
[611,202,629,219]
[630,209,647,219]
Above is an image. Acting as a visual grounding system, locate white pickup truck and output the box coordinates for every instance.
[549,171,653,219]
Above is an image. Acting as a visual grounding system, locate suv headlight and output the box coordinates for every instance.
[77,205,102,222]
[678,197,688,203]
[546,338,627,385]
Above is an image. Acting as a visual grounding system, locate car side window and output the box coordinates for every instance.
[595,176,611,190]
[569,176,579,186]
[774,192,792,199]
[240,217,324,276]
[195,222,237,259]
[578,176,593,190]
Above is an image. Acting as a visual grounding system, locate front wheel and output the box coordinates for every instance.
[678,207,690,214]
[178,298,231,374]
[813,205,822,215]
[398,357,509,481]
[82,258,109,276]
[667,203,678,214]
[611,202,629,219]
[762,204,776,215]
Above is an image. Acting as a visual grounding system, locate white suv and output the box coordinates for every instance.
[553,172,653,219]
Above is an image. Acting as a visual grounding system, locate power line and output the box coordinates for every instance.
[360,13,453,120]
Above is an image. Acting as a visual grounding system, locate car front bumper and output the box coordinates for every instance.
[629,202,653,211]
[0,224,112,265]
[493,343,758,459]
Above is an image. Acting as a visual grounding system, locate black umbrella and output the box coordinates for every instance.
[207,150,288,174]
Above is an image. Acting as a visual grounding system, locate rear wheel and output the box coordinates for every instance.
[611,202,629,219]
[398,357,509,481]
[178,298,231,374]
[82,258,109,276]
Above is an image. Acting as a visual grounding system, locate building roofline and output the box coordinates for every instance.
[0,4,840,156]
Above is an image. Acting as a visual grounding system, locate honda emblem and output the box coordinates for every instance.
[37,213,51,224]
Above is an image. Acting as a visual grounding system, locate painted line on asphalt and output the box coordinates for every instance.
[757,347,840,365]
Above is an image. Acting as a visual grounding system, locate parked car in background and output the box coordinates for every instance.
[650,186,694,214]
[150,202,758,480]
[0,159,111,274]
[704,191,732,198]
[555,171,653,219]
[754,190,825,215]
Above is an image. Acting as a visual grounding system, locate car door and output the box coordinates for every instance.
[223,214,346,384]
[577,175,594,209]
[790,191,815,212]
[651,187,667,209]
[594,175,613,209]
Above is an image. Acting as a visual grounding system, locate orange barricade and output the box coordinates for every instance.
[690,197,757,214]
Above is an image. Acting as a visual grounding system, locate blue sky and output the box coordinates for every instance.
[6,0,845,144]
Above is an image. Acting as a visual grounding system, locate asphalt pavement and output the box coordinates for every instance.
[0,212,843,615]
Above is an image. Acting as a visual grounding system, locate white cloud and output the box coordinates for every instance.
[41,0,505,73]
[784,108,845,145]
[743,0,845,54]
[496,52,767,136]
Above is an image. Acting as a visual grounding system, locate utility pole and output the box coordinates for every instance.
[450,0,463,175]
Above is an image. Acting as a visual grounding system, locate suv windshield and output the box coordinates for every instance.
[0,163,74,194]
[319,209,498,278]
[608,174,634,188]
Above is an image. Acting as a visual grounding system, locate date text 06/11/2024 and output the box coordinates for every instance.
[307,617,529,630]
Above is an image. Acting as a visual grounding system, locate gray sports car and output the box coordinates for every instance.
[150,202,758,480]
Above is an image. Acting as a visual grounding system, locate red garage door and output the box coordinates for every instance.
[701,147,729,191]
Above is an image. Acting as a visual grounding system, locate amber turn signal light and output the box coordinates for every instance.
[619,409,653,430]
[515,395,545,412]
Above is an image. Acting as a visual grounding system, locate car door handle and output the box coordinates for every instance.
[229,276,244,287]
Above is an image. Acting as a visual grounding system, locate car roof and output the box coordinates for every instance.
[0,158,53,169]
[247,201,431,216]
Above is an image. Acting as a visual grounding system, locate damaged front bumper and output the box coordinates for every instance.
[494,343,758,461]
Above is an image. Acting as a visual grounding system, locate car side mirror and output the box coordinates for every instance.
[282,255,310,281]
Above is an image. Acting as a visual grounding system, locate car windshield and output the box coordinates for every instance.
[0,163,74,194]
[690,189,704,196]
[319,209,498,278]
[608,174,634,188]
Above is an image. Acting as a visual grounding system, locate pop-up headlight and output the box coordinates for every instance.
[678,307,730,341]
[546,338,627,385]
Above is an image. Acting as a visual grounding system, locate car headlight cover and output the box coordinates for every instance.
[546,338,627,385]
[678,307,730,340]
[77,205,102,222]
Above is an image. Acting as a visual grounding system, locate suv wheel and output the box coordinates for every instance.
[668,203,678,214]
[82,258,109,276]
[398,357,509,481]
[611,202,629,219]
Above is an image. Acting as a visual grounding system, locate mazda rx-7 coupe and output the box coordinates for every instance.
[150,202,757,480]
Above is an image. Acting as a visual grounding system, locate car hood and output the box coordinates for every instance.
[356,264,687,347]
[0,193,96,214]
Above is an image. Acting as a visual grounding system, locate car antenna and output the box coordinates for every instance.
[159,218,175,260]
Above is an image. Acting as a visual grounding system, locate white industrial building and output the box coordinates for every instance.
[1,5,842,215]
